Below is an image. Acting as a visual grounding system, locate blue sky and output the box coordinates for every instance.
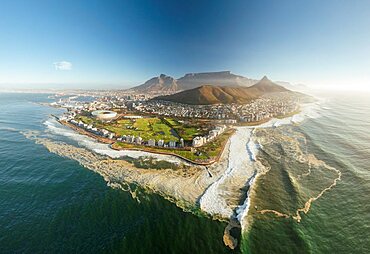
[1,0,370,90]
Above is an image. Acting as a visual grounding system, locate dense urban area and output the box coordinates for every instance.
[52,89,301,163]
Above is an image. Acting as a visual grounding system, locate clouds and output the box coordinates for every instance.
[53,61,72,71]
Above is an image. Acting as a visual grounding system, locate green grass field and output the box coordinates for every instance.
[76,115,204,143]
[104,118,176,142]
[164,118,180,127]
[163,118,205,141]
[75,113,233,163]
[111,128,234,163]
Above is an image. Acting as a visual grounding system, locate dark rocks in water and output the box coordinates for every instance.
[223,218,241,249]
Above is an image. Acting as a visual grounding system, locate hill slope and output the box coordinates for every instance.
[153,76,288,105]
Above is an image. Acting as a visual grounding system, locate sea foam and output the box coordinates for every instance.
[235,171,257,228]
[43,118,187,164]
[199,128,255,218]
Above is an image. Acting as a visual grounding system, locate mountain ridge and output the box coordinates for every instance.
[153,76,288,105]
[132,74,179,93]
[131,71,258,93]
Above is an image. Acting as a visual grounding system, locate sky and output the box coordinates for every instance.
[1,0,370,90]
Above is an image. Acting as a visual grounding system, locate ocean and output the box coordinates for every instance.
[0,92,369,253]
[243,91,370,253]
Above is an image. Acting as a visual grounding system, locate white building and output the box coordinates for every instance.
[157,140,164,147]
[148,139,156,146]
[135,136,143,145]
[192,137,204,147]
[192,125,226,147]
[169,140,177,148]
[126,135,134,143]
[123,115,143,119]
[101,129,109,136]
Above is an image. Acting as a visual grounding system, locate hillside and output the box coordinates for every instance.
[154,76,288,105]
[153,76,289,105]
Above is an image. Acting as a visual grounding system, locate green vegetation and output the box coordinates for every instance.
[163,118,206,142]
[164,118,180,127]
[176,126,201,141]
[111,128,234,163]
[105,118,176,142]
[76,114,207,143]
[77,115,97,125]
[75,113,233,163]
[196,129,235,158]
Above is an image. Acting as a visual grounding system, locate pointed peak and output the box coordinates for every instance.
[261,75,270,81]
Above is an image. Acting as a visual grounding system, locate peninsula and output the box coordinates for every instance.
[53,75,310,165]
[41,72,316,249]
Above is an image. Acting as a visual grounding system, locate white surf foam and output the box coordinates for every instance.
[199,127,254,218]
[199,101,324,220]
[43,118,188,164]
[235,171,257,225]
[246,130,259,162]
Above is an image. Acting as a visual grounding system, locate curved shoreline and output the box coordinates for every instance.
[42,101,322,250]
[57,119,231,166]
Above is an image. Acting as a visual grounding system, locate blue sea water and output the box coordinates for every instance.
[1,91,369,253]
[243,91,370,253]
[0,93,233,253]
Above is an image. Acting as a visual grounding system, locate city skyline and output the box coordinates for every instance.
[1,0,370,91]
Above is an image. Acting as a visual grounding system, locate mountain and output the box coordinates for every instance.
[153,76,288,105]
[176,71,256,90]
[131,71,257,93]
[247,76,288,94]
[154,85,256,105]
[131,74,179,93]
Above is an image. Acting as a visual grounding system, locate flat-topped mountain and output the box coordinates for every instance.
[153,76,288,105]
[131,71,258,93]
[177,71,256,90]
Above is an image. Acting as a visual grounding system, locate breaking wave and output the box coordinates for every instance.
[43,118,188,164]
[199,128,255,218]
[235,171,257,226]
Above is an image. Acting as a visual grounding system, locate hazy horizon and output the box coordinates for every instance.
[1,71,370,92]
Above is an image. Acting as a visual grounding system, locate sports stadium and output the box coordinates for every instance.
[91,110,117,120]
